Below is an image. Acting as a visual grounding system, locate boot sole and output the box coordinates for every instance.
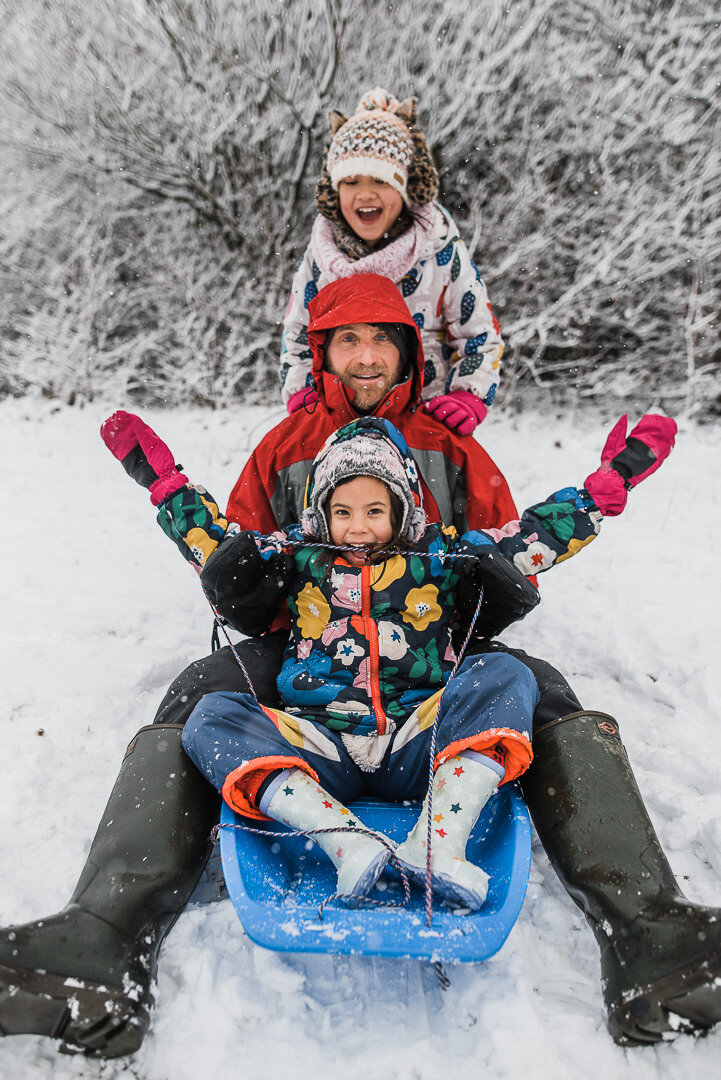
[609,943,721,1045]
[393,859,486,911]
[342,850,392,908]
[0,961,149,1058]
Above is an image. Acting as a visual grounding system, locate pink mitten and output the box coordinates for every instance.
[286,387,319,415]
[423,391,488,435]
[584,414,677,516]
[100,410,189,506]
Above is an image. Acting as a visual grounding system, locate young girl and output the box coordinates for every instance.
[181,416,542,910]
[281,87,503,435]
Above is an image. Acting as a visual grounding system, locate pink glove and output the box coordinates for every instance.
[584,414,677,516]
[423,391,488,435]
[100,410,189,506]
[286,387,319,415]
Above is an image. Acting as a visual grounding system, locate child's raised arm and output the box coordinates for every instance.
[100,410,230,569]
[474,414,677,577]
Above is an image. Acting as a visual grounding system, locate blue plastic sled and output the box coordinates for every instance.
[219,782,531,964]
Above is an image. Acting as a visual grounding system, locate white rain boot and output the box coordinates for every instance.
[393,751,504,910]
[260,768,391,904]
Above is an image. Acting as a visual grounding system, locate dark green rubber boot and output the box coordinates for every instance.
[521,711,721,1045]
[0,724,219,1058]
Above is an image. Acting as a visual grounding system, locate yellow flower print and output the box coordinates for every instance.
[402,584,442,631]
[296,583,331,639]
[185,527,221,564]
[370,555,407,591]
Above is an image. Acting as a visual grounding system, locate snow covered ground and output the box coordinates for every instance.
[1,398,720,1080]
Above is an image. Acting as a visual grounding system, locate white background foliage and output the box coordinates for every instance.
[0,0,718,415]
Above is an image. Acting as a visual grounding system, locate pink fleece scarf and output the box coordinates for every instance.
[311,206,435,282]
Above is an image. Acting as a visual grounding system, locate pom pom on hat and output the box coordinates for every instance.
[326,87,417,204]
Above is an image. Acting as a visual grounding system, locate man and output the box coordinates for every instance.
[0,274,719,1058]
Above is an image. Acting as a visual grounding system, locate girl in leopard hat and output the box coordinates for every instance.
[280,87,504,435]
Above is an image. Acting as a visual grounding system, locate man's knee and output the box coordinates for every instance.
[152,634,287,728]
[465,639,583,732]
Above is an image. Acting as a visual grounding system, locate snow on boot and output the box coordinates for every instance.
[0,724,218,1058]
[260,769,391,904]
[522,711,721,1045]
[393,751,503,910]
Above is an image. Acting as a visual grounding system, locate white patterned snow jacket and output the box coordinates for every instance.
[279,204,504,408]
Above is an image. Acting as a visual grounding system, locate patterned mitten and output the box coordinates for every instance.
[100,410,189,506]
[423,391,488,435]
[584,414,677,516]
[286,388,319,415]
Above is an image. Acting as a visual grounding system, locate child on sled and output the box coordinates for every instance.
[140,410,671,912]
[281,87,503,435]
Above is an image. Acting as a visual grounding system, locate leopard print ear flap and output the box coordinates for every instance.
[328,110,347,135]
[407,125,439,205]
[315,145,341,221]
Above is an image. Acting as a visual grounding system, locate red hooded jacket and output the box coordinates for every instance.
[226,274,518,534]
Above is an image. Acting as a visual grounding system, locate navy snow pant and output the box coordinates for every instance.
[181,653,539,819]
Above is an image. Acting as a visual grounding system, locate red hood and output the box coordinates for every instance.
[307,274,424,423]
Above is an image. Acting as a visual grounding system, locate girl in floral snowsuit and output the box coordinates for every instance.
[180,416,604,911]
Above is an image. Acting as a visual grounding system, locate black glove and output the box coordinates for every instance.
[455,547,540,639]
[201,532,293,636]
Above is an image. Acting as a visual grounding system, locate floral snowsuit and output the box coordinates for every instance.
[279,205,503,408]
[181,522,539,819]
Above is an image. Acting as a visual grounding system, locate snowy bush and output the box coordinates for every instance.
[0,0,718,416]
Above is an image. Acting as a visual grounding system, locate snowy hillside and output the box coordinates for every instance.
[0,399,720,1080]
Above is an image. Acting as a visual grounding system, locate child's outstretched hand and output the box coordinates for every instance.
[100,410,189,506]
[584,414,677,516]
[424,391,488,435]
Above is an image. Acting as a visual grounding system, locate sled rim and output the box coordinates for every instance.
[219,783,531,964]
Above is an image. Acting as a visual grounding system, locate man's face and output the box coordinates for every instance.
[325,323,404,413]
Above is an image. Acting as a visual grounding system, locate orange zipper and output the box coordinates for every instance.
[361,564,387,736]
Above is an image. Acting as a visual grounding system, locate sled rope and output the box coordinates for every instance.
[423,584,484,928]
[205,539,485,931]
[209,821,412,918]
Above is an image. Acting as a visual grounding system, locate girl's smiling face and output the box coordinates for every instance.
[328,476,394,565]
[338,176,404,247]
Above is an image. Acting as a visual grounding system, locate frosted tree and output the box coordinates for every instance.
[0,0,718,417]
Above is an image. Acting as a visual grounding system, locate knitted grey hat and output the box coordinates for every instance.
[301,417,426,545]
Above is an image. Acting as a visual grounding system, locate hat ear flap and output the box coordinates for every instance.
[328,110,347,135]
[395,96,417,123]
[406,126,439,205]
[315,144,341,219]
[301,506,324,540]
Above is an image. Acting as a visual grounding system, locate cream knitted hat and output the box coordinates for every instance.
[326,88,417,203]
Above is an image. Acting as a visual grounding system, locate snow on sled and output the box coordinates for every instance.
[219,782,531,964]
